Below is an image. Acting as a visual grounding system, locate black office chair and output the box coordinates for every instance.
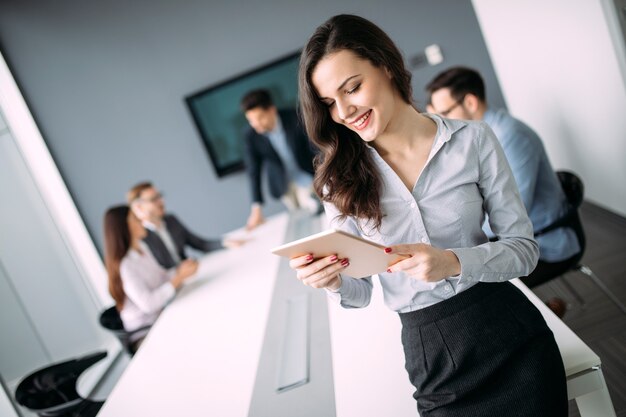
[14,351,107,417]
[533,171,626,315]
[99,306,151,355]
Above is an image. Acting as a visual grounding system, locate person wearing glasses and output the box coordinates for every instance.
[127,181,244,269]
[425,67,580,318]
[290,15,567,416]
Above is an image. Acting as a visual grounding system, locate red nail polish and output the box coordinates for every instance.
[305,255,313,261]
[330,255,338,262]
[387,268,392,273]
[384,248,392,253]
[341,259,349,266]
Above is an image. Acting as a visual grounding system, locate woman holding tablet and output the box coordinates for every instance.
[290,14,567,416]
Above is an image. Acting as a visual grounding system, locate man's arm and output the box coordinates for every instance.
[242,130,264,205]
[242,130,266,229]
[246,202,265,230]
[167,215,223,253]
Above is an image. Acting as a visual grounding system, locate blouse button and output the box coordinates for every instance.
[410,202,416,208]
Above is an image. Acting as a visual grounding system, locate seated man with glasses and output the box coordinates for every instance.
[425,67,581,318]
[127,182,244,269]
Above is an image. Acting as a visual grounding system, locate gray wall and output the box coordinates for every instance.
[0,0,505,253]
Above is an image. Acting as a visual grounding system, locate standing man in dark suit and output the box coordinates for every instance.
[241,89,319,230]
[127,182,244,269]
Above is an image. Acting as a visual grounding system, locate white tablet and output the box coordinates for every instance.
[271,229,406,278]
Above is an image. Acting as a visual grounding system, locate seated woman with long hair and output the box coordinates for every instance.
[103,205,198,348]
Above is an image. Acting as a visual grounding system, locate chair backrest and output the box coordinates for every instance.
[532,170,586,261]
[556,170,587,257]
[99,306,124,331]
[15,351,107,414]
[99,306,136,354]
[99,306,151,355]
[556,171,584,209]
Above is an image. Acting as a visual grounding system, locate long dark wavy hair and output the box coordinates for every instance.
[103,205,131,310]
[298,14,414,229]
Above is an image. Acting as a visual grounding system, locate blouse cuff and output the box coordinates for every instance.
[449,247,507,284]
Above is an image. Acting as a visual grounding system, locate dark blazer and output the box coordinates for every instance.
[143,214,222,269]
[242,109,316,204]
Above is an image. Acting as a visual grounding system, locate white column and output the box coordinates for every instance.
[472,0,626,217]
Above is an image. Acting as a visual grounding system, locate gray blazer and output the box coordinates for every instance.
[143,214,223,269]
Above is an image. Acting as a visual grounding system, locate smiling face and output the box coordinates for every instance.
[311,49,399,143]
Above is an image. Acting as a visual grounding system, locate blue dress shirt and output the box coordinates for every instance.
[483,108,580,262]
[266,115,313,188]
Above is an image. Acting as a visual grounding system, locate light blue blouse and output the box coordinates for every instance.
[325,114,539,313]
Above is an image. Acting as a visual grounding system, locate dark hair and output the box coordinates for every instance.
[298,14,413,229]
[425,66,486,103]
[240,89,274,112]
[103,205,131,310]
[127,181,153,204]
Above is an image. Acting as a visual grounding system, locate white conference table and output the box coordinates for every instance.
[97,212,615,417]
[97,214,289,417]
[328,278,616,417]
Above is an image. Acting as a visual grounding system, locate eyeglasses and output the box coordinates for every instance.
[438,101,462,117]
[139,192,164,203]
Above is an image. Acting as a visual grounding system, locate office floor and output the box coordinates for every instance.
[532,202,626,417]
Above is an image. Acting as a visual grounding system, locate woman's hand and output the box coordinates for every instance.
[289,254,349,290]
[385,244,460,282]
[171,259,199,289]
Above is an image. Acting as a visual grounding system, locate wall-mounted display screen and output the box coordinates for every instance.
[185,51,300,177]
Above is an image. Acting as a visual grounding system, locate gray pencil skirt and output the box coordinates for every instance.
[399,281,568,417]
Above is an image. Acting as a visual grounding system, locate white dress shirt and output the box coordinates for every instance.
[119,242,176,335]
[326,114,539,313]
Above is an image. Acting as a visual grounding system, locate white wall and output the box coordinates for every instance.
[472,0,626,217]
